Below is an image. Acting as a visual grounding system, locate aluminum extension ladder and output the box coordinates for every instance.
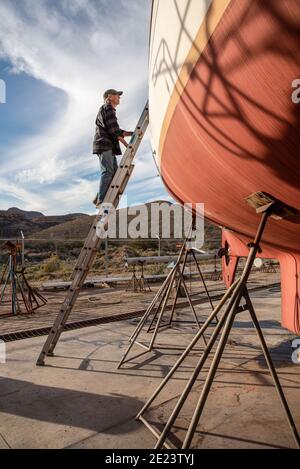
[36,102,149,365]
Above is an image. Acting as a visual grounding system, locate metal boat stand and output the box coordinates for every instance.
[126,261,151,293]
[0,241,47,315]
[138,261,152,293]
[117,227,216,369]
[136,192,300,449]
[125,264,141,292]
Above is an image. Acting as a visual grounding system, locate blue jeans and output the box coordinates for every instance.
[96,150,118,204]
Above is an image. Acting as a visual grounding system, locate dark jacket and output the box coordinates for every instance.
[93,103,124,155]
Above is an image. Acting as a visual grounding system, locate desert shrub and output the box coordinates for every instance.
[43,255,61,273]
[64,240,83,249]
[146,264,167,275]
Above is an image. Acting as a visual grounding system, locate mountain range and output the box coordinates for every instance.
[0,204,222,249]
[0,207,85,238]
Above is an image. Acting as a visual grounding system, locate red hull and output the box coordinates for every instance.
[158,0,300,333]
[160,0,300,254]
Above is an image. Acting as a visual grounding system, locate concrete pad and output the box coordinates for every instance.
[0,288,299,449]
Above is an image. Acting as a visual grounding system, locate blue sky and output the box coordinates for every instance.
[0,0,172,215]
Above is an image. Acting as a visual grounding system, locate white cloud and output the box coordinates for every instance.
[0,0,170,214]
[15,154,66,184]
[51,177,95,213]
[0,177,47,211]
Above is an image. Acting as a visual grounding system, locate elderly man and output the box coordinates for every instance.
[93,89,133,207]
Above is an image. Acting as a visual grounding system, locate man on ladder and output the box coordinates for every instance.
[93,89,133,208]
[36,101,149,366]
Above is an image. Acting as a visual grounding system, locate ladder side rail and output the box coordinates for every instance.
[39,242,103,360]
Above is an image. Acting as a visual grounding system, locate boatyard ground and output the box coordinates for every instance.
[0,273,299,449]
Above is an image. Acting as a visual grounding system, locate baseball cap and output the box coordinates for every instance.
[103,89,123,100]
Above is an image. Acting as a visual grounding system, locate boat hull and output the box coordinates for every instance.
[149,0,300,333]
